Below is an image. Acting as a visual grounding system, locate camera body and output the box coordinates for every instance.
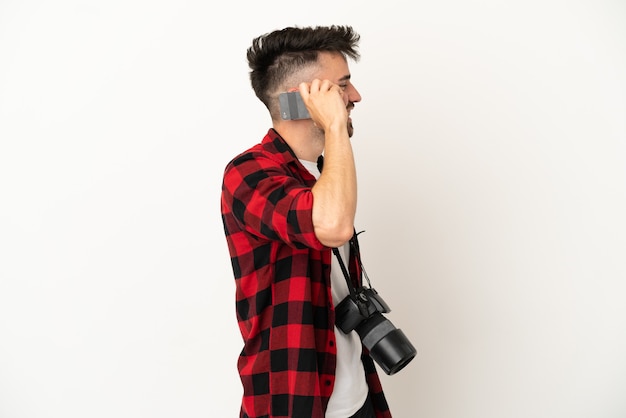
[335,287,416,375]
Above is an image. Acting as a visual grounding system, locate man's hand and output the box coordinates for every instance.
[298,79,348,134]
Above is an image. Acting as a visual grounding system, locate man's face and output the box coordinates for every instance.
[315,52,362,137]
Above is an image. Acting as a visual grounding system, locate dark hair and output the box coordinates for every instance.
[246,25,360,112]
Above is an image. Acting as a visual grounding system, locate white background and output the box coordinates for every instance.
[1,1,625,417]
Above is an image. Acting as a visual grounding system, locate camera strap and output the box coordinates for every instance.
[332,245,359,301]
[332,236,373,318]
[332,231,371,302]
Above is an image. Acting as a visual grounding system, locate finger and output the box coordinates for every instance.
[329,84,342,95]
[298,82,310,99]
[309,78,322,92]
[318,79,333,92]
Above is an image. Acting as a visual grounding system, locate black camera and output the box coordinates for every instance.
[335,287,417,375]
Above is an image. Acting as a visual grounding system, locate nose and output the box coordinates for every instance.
[346,83,362,104]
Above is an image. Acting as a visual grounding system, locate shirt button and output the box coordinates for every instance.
[325,379,332,386]
[329,340,334,347]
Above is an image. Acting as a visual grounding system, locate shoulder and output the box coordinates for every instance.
[224,129,293,173]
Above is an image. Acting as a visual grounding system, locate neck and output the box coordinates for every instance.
[273,120,324,161]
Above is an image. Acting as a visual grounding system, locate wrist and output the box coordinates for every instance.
[324,122,349,140]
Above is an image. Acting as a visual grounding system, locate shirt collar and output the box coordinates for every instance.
[263,128,318,186]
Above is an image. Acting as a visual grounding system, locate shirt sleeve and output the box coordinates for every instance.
[222,152,325,250]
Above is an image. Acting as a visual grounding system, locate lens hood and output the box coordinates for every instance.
[369,328,417,375]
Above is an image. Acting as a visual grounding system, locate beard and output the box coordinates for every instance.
[347,103,355,137]
[310,106,355,138]
[310,118,354,138]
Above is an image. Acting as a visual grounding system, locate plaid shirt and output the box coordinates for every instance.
[221,128,391,418]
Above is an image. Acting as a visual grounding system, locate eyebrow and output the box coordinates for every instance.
[338,74,351,83]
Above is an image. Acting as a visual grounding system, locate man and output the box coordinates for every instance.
[221,25,391,418]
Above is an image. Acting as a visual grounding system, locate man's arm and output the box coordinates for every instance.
[300,80,357,248]
[311,123,356,247]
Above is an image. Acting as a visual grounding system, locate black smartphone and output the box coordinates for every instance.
[278,91,310,120]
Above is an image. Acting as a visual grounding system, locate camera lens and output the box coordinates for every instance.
[355,313,417,375]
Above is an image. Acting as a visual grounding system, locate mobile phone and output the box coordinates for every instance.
[278,91,310,120]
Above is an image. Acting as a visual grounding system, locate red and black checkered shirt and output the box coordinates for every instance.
[221,128,391,417]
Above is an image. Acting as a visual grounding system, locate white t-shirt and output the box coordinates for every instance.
[299,159,369,417]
